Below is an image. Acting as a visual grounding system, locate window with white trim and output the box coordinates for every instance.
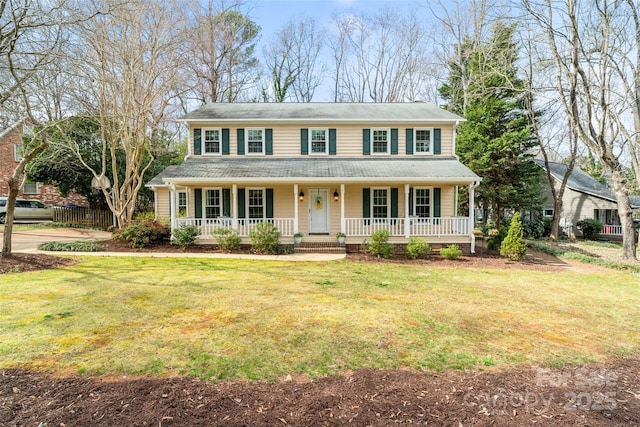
[248,188,264,218]
[246,128,265,154]
[14,144,23,162]
[372,188,389,218]
[414,128,433,154]
[205,188,222,218]
[22,180,38,194]
[413,187,431,218]
[371,128,390,154]
[177,191,187,216]
[310,128,328,154]
[543,208,554,217]
[203,128,221,154]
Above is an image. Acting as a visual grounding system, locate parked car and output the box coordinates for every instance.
[0,197,54,223]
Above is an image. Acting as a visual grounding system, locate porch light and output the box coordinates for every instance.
[299,191,304,202]
[333,190,339,201]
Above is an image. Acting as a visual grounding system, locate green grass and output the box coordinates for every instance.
[0,223,62,232]
[1,256,639,380]
[528,241,640,272]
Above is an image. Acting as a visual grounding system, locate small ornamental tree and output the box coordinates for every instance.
[500,212,527,261]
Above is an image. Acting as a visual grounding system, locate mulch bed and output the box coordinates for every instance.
[1,240,636,426]
[2,355,639,426]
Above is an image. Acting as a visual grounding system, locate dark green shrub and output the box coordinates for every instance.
[576,218,603,240]
[500,212,527,261]
[38,241,105,252]
[249,222,281,254]
[440,244,462,259]
[487,218,510,251]
[369,229,394,258]
[172,224,200,246]
[113,220,170,248]
[406,237,430,259]
[213,227,241,252]
[522,215,552,239]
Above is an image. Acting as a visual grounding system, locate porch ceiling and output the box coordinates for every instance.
[149,157,480,186]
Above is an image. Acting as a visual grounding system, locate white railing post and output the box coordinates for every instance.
[340,183,345,234]
[294,184,299,234]
[232,184,238,231]
[404,184,410,238]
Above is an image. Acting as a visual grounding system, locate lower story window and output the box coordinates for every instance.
[22,180,38,194]
[205,189,221,218]
[543,208,554,217]
[372,188,388,218]
[248,188,264,219]
[414,188,431,217]
[177,191,187,216]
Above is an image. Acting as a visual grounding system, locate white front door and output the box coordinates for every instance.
[308,188,329,233]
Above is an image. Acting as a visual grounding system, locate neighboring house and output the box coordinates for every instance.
[534,159,640,237]
[0,120,88,207]
[147,103,481,252]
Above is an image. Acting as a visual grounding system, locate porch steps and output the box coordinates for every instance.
[294,242,346,254]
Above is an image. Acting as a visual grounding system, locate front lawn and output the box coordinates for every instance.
[1,256,638,380]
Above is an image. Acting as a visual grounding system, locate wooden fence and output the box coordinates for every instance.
[53,207,114,229]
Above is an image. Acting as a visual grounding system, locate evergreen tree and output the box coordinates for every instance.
[440,21,542,228]
[500,212,527,261]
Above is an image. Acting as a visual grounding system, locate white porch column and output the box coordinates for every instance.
[469,182,478,253]
[340,183,345,233]
[404,184,410,238]
[169,185,176,233]
[294,183,299,234]
[232,184,238,231]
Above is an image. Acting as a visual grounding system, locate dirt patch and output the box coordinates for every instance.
[0,253,76,274]
[2,354,639,426]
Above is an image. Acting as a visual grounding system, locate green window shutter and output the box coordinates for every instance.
[363,188,371,218]
[194,128,202,155]
[329,129,337,155]
[409,187,414,215]
[266,188,274,218]
[223,189,231,217]
[265,128,273,155]
[405,128,413,154]
[391,187,398,217]
[222,128,230,155]
[237,188,246,218]
[391,128,398,155]
[363,129,370,155]
[194,189,202,218]
[434,187,441,217]
[434,128,441,154]
[237,129,245,155]
[300,128,308,155]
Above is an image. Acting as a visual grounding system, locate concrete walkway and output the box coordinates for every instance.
[9,228,346,262]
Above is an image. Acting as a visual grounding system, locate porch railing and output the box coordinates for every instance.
[175,217,294,237]
[344,217,470,237]
[600,224,622,235]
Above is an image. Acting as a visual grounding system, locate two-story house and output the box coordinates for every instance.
[147,103,481,252]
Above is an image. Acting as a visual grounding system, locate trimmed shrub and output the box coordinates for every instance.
[172,224,200,246]
[576,218,603,240]
[113,220,170,248]
[213,227,241,252]
[369,229,394,258]
[500,212,527,261]
[406,237,431,259]
[440,244,462,260]
[249,222,281,254]
[38,241,105,252]
[522,215,552,239]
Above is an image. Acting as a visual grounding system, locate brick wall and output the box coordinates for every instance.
[0,123,89,207]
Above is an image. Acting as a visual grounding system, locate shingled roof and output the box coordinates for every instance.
[534,159,640,208]
[147,157,479,186]
[180,103,464,123]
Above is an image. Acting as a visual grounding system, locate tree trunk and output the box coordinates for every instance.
[1,181,20,257]
[550,197,563,241]
[611,183,636,260]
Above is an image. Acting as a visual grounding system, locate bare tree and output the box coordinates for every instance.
[65,0,184,228]
[181,0,260,104]
[524,0,637,259]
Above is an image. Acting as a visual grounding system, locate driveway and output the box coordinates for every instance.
[1,227,112,252]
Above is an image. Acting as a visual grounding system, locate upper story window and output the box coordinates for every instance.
[14,144,23,162]
[372,188,389,218]
[310,128,328,154]
[414,128,433,154]
[203,128,221,154]
[371,129,390,154]
[413,187,431,217]
[246,128,265,155]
